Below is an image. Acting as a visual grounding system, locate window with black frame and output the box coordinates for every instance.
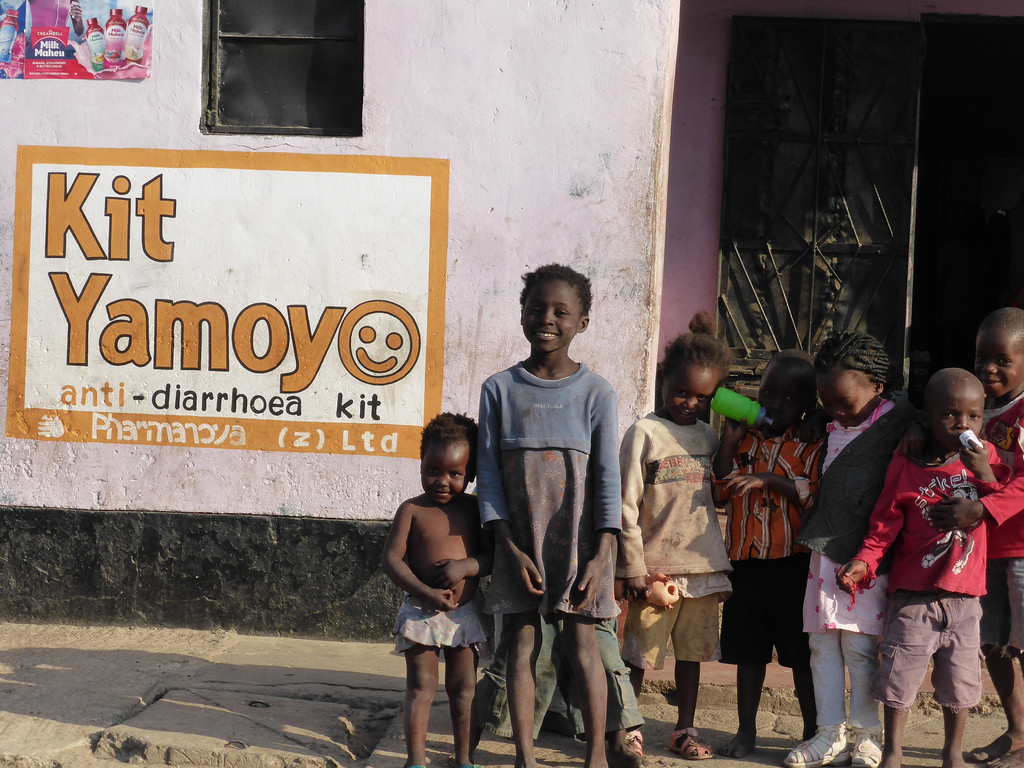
[204,0,363,136]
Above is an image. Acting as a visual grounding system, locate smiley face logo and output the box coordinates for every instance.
[338,300,421,385]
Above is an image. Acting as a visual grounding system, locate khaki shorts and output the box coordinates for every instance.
[873,591,982,712]
[620,592,721,669]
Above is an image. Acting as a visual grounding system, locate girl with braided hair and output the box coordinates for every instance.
[785,332,919,768]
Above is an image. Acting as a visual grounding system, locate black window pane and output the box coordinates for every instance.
[219,0,361,39]
[216,39,362,135]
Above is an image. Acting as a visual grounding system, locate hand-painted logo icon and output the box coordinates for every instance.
[38,414,66,438]
[339,301,421,385]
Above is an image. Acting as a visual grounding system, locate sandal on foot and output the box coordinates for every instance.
[670,728,714,760]
[625,729,644,757]
[848,728,882,768]
[784,725,851,768]
[610,732,644,768]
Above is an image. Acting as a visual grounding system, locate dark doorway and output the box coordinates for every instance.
[909,18,1024,400]
[716,18,921,394]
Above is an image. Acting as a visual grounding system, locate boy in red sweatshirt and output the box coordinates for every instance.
[839,368,1010,768]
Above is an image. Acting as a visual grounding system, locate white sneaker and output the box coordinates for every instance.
[848,728,882,768]
[784,725,852,768]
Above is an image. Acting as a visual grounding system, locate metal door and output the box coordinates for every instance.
[718,18,921,387]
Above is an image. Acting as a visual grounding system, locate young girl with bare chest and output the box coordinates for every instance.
[382,413,492,768]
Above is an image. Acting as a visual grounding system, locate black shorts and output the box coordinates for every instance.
[719,553,811,669]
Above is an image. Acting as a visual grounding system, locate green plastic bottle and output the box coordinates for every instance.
[710,388,774,429]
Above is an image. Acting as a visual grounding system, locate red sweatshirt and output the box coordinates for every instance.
[855,448,1009,596]
[980,393,1024,558]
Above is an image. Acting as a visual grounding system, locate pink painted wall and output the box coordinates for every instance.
[660,0,1020,350]
[0,2,679,519]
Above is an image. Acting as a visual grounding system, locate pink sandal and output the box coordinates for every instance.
[625,729,643,757]
[670,728,714,760]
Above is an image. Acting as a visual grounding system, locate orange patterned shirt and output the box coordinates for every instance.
[715,430,823,560]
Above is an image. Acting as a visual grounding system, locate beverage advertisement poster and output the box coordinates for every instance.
[0,0,152,80]
[8,147,449,459]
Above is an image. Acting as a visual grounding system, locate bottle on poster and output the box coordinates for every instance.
[0,8,18,64]
[123,4,146,62]
[103,6,124,65]
[85,16,104,71]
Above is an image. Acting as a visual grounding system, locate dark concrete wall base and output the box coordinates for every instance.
[0,508,401,640]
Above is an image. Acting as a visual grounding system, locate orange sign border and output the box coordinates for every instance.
[7,146,448,459]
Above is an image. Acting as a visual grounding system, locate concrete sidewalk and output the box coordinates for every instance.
[0,622,407,767]
[0,622,1009,768]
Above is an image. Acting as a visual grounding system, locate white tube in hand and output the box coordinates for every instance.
[960,430,983,451]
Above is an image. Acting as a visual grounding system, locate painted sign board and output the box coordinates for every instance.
[7,146,448,459]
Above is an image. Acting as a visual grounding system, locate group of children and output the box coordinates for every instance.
[382,262,1024,768]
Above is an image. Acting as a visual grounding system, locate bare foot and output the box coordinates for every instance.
[991,749,1024,768]
[719,730,756,758]
[880,747,903,768]
[974,733,1024,763]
